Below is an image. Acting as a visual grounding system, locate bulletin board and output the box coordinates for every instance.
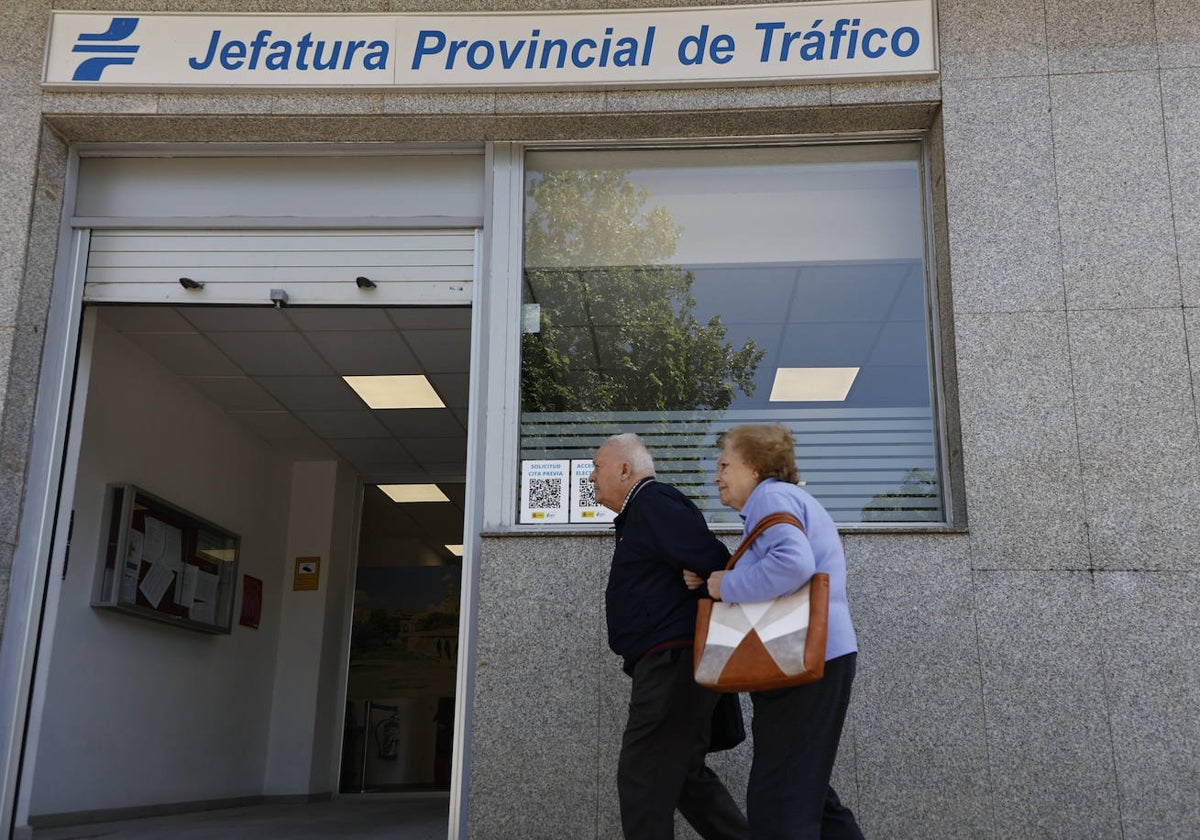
[92,484,240,634]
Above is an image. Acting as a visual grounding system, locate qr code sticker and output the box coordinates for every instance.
[576,478,597,508]
[528,478,562,510]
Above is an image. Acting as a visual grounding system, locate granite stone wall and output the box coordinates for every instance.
[0,1,1197,838]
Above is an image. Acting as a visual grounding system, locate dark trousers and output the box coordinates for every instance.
[618,647,750,840]
[747,653,864,840]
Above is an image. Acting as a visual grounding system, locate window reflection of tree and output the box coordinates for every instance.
[521,168,763,415]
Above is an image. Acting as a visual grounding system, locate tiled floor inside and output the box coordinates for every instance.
[28,795,450,840]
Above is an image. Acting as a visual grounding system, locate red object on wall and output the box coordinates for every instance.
[240,575,263,629]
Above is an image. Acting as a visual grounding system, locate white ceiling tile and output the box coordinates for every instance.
[286,308,395,331]
[399,437,466,463]
[388,308,471,330]
[98,306,196,333]
[257,376,364,411]
[376,408,465,438]
[208,332,332,376]
[123,332,242,377]
[180,307,295,332]
[427,373,469,409]
[305,330,421,376]
[186,376,283,412]
[404,330,471,373]
[296,410,390,439]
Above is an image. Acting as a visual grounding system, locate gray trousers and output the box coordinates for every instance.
[618,647,750,840]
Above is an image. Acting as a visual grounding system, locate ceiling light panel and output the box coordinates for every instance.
[769,367,860,402]
[343,374,445,409]
[378,484,450,503]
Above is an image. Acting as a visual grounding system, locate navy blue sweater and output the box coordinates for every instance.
[605,479,731,674]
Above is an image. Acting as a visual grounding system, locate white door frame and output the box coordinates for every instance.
[0,143,89,837]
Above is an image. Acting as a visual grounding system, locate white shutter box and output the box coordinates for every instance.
[84,229,477,305]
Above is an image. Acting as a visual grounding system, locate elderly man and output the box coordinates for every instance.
[590,433,749,840]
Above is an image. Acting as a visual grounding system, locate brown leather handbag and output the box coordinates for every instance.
[694,512,829,692]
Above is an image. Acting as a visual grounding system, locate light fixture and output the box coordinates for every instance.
[378,484,450,503]
[343,374,445,409]
[355,276,377,289]
[445,545,464,557]
[178,277,204,290]
[769,367,860,402]
[269,288,289,308]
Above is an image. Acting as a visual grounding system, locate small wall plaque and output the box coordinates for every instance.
[293,556,321,591]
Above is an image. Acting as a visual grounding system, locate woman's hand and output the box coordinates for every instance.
[682,569,705,590]
[706,570,726,601]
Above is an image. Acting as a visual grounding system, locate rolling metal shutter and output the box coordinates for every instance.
[84,228,477,306]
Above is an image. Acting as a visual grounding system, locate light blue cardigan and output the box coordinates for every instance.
[720,478,859,662]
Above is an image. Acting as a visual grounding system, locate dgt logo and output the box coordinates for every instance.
[72,17,140,81]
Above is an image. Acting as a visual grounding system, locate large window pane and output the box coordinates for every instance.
[519,144,942,525]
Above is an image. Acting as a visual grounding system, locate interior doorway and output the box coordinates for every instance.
[340,485,463,794]
[19,301,470,832]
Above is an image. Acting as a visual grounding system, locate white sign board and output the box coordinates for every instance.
[44,2,936,90]
[570,459,616,524]
[519,460,570,524]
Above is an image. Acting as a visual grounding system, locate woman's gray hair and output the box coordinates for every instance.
[606,433,656,476]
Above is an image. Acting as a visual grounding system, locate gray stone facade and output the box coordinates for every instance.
[2,2,1199,839]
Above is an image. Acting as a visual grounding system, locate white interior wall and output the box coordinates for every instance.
[262,459,358,796]
[27,318,291,816]
[309,463,360,793]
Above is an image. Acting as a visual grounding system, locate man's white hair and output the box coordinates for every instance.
[606,433,655,476]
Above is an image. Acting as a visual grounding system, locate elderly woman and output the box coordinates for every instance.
[689,423,864,840]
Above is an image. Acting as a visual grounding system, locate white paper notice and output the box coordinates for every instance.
[189,598,216,625]
[188,569,220,624]
[121,529,144,603]
[162,524,183,573]
[194,570,219,606]
[138,562,175,608]
[519,459,569,524]
[143,517,184,572]
[178,565,198,609]
[569,459,615,524]
[143,517,166,566]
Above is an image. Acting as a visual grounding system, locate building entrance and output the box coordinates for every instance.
[15,302,470,835]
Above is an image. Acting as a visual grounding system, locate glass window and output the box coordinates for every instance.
[518,144,942,525]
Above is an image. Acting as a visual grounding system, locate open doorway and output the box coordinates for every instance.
[19,302,469,834]
[339,484,463,794]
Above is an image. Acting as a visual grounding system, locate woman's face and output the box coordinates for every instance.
[715,444,760,511]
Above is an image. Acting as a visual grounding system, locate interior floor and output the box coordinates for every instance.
[29,796,449,840]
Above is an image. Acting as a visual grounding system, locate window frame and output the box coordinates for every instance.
[480,135,963,533]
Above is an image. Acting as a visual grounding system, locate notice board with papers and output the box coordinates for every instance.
[92,483,240,634]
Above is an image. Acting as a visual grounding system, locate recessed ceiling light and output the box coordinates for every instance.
[769,367,860,402]
[445,544,464,556]
[343,375,445,409]
[378,484,450,503]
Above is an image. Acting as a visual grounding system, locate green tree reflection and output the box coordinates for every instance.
[522,169,763,413]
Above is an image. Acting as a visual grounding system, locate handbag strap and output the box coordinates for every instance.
[725,511,806,571]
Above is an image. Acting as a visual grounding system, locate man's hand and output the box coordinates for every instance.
[682,569,705,590]
[706,570,726,601]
